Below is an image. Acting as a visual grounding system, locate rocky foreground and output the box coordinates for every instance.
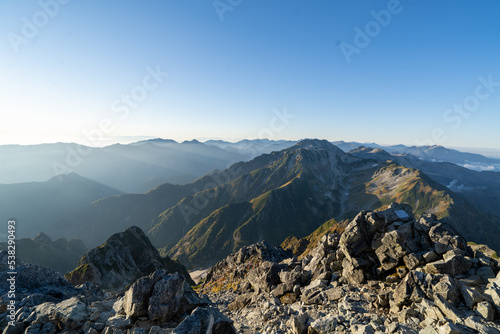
[1,204,500,333]
[201,204,500,333]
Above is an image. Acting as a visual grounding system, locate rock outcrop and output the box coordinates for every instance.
[65,226,193,289]
[0,270,235,333]
[202,204,500,333]
[2,205,500,333]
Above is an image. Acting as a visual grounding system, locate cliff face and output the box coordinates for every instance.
[65,226,193,289]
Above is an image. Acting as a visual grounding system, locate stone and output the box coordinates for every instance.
[309,314,338,333]
[147,273,187,322]
[404,253,421,270]
[375,231,408,271]
[434,295,462,322]
[106,315,131,330]
[324,287,343,301]
[393,271,427,308]
[65,226,193,290]
[423,251,439,264]
[428,223,467,254]
[287,311,309,334]
[476,266,496,282]
[247,262,288,293]
[432,276,460,305]
[475,301,495,321]
[339,212,373,260]
[342,258,365,285]
[124,271,165,319]
[425,256,471,276]
[420,326,439,334]
[460,284,488,308]
[53,297,89,330]
[438,321,462,334]
[351,324,375,334]
[463,315,499,334]
[227,293,252,311]
[172,307,235,334]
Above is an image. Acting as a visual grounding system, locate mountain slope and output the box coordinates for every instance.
[350,146,500,220]
[0,173,122,239]
[150,140,499,269]
[65,226,193,289]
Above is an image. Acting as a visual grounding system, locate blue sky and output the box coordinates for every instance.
[1,0,499,148]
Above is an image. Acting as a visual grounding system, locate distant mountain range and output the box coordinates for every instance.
[2,138,499,270]
[0,140,246,193]
[0,232,87,274]
[33,139,500,271]
[0,173,121,239]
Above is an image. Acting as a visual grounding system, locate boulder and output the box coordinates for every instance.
[124,271,206,322]
[375,230,408,271]
[425,255,471,276]
[172,307,235,334]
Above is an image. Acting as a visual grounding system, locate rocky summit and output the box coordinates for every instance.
[1,204,500,333]
[201,204,500,333]
[65,226,193,290]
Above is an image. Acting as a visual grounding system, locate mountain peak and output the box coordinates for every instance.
[182,139,202,144]
[294,139,339,151]
[65,226,193,289]
[33,232,52,244]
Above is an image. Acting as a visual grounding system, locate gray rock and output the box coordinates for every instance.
[375,231,408,271]
[434,294,462,322]
[475,301,495,321]
[425,255,471,276]
[393,271,427,308]
[339,212,373,260]
[476,266,496,282]
[247,262,288,293]
[403,253,421,270]
[124,271,165,319]
[309,314,338,333]
[460,284,488,308]
[172,307,235,334]
[52,297,89,330]
[106,315,131,330]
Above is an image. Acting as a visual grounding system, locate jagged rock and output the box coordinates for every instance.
[247,262,288,293]
[172,307,235,334]
[463,315,500,333]
[393,271,427,308]
[201,241,292,294]
[339,212,373,260]
[375,230,408,271]
[227,293,252,311]
[403,253,421,270]
[438,321,462,334]
[124,271,165,319]
[476,266,496,282]
[309,314,338,333]
[428,223,467,254]
[124,271,206,322]
[0,252,77,299]
[106,315,131,329]
[52,297,89,330]
[475,301,495,321]
[431,275,460,305]
[460,284,488,308]
[286,311,309,334]
[434,294,462,322]
[425,255,471,276]
[66,226,193,289]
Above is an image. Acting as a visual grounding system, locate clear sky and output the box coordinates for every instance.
[1,0,499,148]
